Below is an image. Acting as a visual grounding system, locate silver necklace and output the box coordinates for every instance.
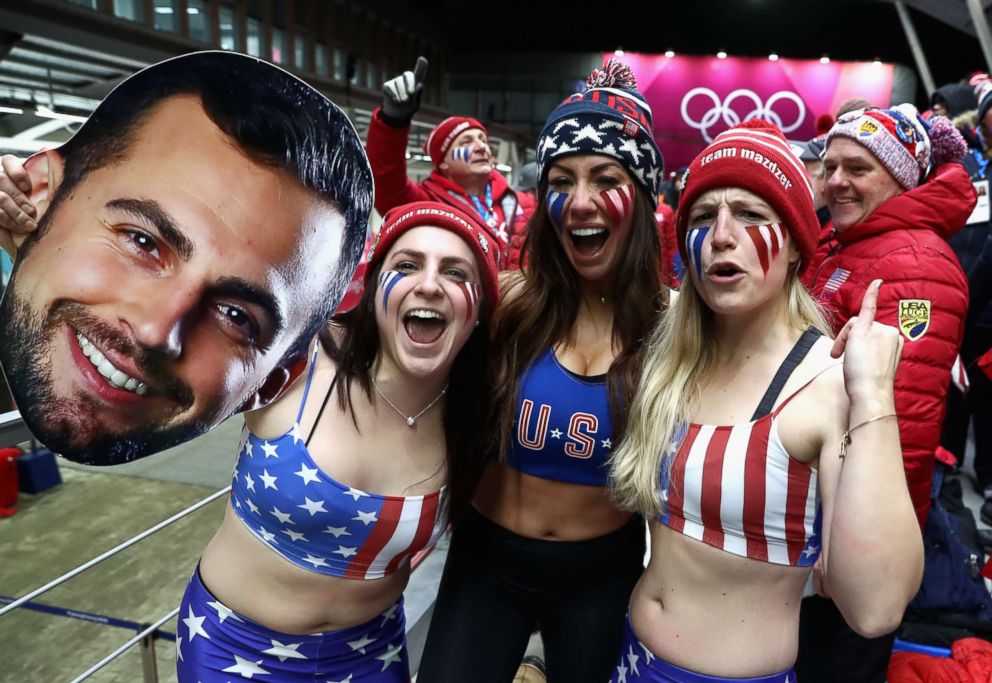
[369,374,448,427]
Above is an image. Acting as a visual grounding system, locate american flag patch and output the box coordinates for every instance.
[820,268,850,299]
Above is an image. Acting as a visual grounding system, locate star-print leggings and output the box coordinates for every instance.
[176,566,409,682]
[609,616,796,683]
[418,507,645,682]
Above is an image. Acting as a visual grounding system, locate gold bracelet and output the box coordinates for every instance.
[839,413,897,459]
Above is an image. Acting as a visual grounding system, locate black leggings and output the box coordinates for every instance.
[417,507,645,683]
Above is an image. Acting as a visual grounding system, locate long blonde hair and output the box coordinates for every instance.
[609,269,830,516]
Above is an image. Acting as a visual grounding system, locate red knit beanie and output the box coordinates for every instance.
[424,116,487,168]
[676,120,818,274]
[366,201,500,318]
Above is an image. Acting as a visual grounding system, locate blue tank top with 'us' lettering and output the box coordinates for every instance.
[505,347,614,486]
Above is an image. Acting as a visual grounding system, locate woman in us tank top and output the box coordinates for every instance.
[607,121,923,682]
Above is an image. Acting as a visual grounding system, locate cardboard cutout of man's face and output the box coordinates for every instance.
[0,52,371,465]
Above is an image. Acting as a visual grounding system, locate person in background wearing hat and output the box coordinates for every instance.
[931,81,980,120]
[417,59,665,683]
[800,104,975,683]
[608,119,922,683]
[366,57,531,262]
[791,136,837,286]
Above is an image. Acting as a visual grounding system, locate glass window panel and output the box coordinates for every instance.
[246,17,261,57]
[188,0,209,42]
[153,0,177,32]
[366,62,377,89]
[315,43,328,77]
[294,26,306,69]
[113,0,145,23]
[333,48,343,81]
[219,6,239,51]
[68,0,98,9]
[271,27,285,64]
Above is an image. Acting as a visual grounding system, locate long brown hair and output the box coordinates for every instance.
[321,258,491,526]
[490,181,666,458]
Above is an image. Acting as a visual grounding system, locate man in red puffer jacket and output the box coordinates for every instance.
[798,104,977,683]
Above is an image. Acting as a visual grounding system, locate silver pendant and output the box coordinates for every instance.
[406,416,415,427]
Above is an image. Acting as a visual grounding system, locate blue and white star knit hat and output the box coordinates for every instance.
[537,59,664,206]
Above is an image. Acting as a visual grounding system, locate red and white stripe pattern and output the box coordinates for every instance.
[343,491,447,579]
[663,416,820,566]
[600,184,635,228]
[456,281,480,323]
[951,354,970,395]
[744,222,786,277]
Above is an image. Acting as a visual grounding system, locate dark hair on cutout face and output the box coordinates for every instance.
[42,51,374,363]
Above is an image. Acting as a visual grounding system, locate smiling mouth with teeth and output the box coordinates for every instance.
[75,332,148,395]
[403,309,447,344]
[569,227,608,255]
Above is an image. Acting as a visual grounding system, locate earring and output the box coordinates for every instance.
[474,320,480,328]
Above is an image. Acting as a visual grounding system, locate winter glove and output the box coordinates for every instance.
[380,56,428,127]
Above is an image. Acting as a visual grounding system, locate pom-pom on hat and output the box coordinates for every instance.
[366,201,500,320]
[425,116,487,168]
[826,103,967,190]
[536,58,664,206]
[675,119,818,275]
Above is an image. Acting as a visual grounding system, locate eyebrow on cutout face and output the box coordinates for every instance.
[212,276,284,349]
[106,197,194,262]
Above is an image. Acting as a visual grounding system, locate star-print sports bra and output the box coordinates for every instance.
[229,346,449,580]
[660,328,830,568]
[505,347,615,487]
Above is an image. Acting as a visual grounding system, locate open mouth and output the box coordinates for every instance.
[403,309,447,344]
[708,263,745,280]
[75,331,149,395]
[569,227,608,256]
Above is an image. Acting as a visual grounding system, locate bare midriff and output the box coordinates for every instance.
[198,504,410,635]
[473,461,632,540]
[629,521,811,677]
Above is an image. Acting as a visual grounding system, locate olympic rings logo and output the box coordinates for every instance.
[680,87,807,143]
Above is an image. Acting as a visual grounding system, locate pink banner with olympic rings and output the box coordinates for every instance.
[605,53,895,174]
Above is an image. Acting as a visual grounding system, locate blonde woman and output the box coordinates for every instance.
[608,120,923,682]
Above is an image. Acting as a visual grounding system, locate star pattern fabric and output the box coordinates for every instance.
[229,415,449,580]
[177,569,410,682]
[608,618,796,682]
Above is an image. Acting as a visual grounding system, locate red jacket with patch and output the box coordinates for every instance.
[365,108,531,266]
[810,162,976,528]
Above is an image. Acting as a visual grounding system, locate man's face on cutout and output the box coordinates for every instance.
[0,95,346,464]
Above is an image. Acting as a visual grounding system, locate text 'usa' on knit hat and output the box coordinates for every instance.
[536,59,664,206]
[676,119,818,274]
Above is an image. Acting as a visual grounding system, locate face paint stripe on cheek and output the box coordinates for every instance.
[378,270,407,313]
[456,281,479,323]
[687,226,709,281]
[600,184,635,229]
[546,190,569,231]
[452,146,471,163]
[743,223,785,278]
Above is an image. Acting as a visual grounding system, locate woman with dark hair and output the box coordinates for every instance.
[608,120,922,682]
[417,59,666,683]
[0,190,497,680]
[178,202,496,682]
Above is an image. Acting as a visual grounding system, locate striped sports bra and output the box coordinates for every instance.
[230,344,449,580]
[661,328,829,568]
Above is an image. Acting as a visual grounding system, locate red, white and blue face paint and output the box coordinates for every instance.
[599,184,635,230]
[743,223,787,278]
[455,281,480,323]
[451,146,471,163]
[546,189,569,231]
[685,226,710,281]
[378,270,407,313]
